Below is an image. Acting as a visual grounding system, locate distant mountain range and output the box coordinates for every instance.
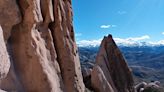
[77,41,164,47]
[78,45,164,87]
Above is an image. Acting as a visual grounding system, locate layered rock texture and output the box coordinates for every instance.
[0,0,85,92]
[91,35,135,92]
[0,0,136,92]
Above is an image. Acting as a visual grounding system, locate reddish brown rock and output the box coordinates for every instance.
[91,65,115,92]
[49,0,85,91]
[0,0,135,92]
[91,34,135,92]
[0,0,85,92]
[0,0,21,41]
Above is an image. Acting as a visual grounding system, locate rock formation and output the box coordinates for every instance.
[91,35,135,92]
[0,0,85,92]
[0,0,137,92]
[135,81,161,92]
[0,26,10,80]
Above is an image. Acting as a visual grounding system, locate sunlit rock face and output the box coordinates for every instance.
[0,26,10,80]
[91,35,135,92]
[0,0,85,92]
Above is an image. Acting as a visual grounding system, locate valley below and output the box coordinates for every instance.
[79,45,164,87]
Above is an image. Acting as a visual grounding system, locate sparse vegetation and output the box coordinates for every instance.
[143,87,161,92]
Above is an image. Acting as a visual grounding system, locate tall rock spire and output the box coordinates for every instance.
[91,34,135,92]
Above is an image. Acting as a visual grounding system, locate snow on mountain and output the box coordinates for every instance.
[77,38,164,47]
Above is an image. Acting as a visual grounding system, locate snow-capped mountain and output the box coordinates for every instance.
[77,41,164,47]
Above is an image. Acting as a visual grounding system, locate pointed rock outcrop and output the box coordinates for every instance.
[49,0,85,91]
[91,34,135,92]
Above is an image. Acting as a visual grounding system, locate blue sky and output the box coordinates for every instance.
[72,0,164,46]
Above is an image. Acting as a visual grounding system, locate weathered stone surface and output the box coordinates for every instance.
[49,0,85,92]
[82,68,92,78]
[0,0,136,92]
[0,0,21,41]
[91,65,114,92]
[0,26,10,79]
[0,0,85,92]
[135,81,161,92]
[91,34,135,92]
[0,0,64,91]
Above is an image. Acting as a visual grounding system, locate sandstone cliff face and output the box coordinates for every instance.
[0,0,85,92]
[91,35,135,92]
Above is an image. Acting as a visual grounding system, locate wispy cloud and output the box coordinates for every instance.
[111,25,117,27]
[100,25,111,29]
[162,32,164,35]
[118,11,127,15]
[75,33,82,37]
[77,39,102,47]
[100,25,117,29]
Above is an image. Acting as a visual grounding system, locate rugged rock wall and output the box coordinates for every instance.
[0,0,85,92]
[91,35,135,92]
[0,0,136,92]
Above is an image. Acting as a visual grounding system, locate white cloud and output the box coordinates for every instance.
[100,25,117,29]
[162,32,164,35]
[75,33,82,37]
[118,11,127,15]
[77,39,102,47]
[100,25,111,29]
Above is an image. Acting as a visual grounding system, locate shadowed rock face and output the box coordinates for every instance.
[91,35,135,92]
[0,0,85,92]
